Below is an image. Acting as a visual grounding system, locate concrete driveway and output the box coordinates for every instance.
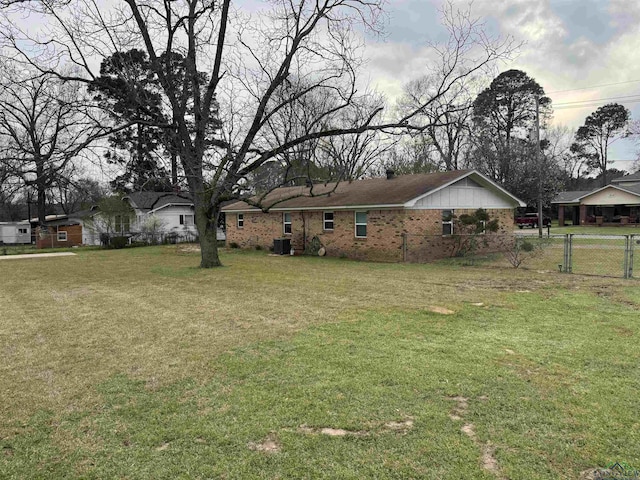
[0,252,77,260]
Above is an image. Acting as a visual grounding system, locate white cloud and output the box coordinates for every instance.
[361,0,640,166]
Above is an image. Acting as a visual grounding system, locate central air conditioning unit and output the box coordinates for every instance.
[273,238,291,255]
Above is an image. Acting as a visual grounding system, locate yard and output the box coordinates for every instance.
[1,246,639,479]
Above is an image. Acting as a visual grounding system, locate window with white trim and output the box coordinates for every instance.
[283,212,292,234]
[180,214,194,226]
[115,215,130,233]
[323,211,334,231]
[355,211,367,238]
[237,213,244,228]
[57,231,68,242]
[442,210,454,235]
[18,228,27,234]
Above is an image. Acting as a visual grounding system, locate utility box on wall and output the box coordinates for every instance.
[273,238,291,255]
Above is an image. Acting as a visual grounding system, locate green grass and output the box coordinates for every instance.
[1,246,639,478]
[550,225,640,235]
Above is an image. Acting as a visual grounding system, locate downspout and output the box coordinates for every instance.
[302,210,307,254]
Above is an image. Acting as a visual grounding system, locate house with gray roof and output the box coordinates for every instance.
[552,177,640,226]
[118,191,198,243]
[222,170,524,262]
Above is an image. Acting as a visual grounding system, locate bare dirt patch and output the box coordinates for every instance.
[462,423,475,437]
[384,419,414,434]
[298,425,368,437]
[176,244,201,254]
[578,469,601,480]
[448,395,468,421]
[448,396,504,479]
[427,306,455,315]
[248,433,280,453]
[298,418,414,438]
[612,326,634,337]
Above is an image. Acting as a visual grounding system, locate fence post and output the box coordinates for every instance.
[628,235,634,279]
[563,234,573,273]
[623,235,629,279]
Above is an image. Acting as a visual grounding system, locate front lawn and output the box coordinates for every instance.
[1,246,639,478]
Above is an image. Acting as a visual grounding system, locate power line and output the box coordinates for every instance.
[554,96,640,110]
[554,93,640,107]
[548,79,640,95]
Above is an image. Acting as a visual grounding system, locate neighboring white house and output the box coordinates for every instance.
[124,192,198,242]
[28,192,225,248]
[0,221,31,244]
[124,192,226,242]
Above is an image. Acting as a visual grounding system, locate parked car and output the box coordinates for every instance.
[515,212,551,229]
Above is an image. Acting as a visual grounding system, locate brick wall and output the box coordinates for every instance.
[404,208,515,262]
[225,207,515,263]
[36,225,83,249]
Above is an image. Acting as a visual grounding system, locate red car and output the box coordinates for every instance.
[515,213,551,229]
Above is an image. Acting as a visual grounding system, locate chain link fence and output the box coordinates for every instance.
[402,233,637,279]
[563,234,636,278]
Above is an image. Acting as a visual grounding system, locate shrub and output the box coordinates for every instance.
[100,233,110,247]
[503,237,547,268]
[110,236,128,249]
[229,242,240,249]
[305,235,323,256]
[254,244,263,251]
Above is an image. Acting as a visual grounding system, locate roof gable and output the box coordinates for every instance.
[580,184,640,205]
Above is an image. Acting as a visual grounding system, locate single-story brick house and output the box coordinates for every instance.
[553,173,640,226]
[222,170,525,262]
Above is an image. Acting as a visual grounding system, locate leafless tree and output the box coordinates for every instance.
[1,0,516,267]
[48,176,107,214]
[396,2,517,172]
[0,66,108,225]
[313,96,399,181]
[399,76,475,172]
[627,120,640,173]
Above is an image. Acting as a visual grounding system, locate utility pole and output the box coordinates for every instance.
[535,96,544,239]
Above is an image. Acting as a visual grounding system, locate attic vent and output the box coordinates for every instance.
[386,169,395,180]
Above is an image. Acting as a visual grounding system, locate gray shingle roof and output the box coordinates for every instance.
[125,192,193,210]
[553,184,640,204]
[551,191,592,204]
[611,171,640,183]
[614,183,640,195]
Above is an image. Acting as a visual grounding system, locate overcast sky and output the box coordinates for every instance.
[363,0,640,171]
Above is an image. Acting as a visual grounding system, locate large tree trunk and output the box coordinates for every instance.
[171,151,178,187]
[36,161,46,225]
[195,202,222,267]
